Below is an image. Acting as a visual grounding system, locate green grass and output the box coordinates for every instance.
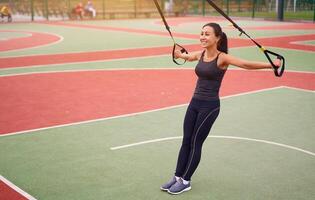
[226,11,314,21]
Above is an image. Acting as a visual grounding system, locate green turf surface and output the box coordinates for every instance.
[0,32,30,40]
[298,40,315,46]
[216,11,314,21]
[0,88,314,200]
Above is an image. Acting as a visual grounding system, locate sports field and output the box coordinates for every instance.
[0,16,314,200]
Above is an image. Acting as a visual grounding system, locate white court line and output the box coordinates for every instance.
[0,175,37,200]
[0,40,196,58]
[282,86,315,93]
[291,40,315,46]
[110,135,315,157]
[1,63,314,78]
[1,86,314,137]
[0,31,64,54]
[0,86,285,138]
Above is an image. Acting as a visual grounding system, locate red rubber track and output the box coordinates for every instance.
[0,180,28,200]
[0,69,314,135]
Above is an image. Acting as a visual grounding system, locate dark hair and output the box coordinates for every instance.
[202,23,228,54]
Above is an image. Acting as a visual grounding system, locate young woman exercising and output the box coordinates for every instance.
[160,22,281,195]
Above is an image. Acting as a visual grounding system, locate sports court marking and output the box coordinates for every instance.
[0,62,314,78]
[0,45,250,72]
[109,86,314,155]
[109,135,315,157]
[0,39,252,69]
[42,21,199,39]
[1,21,313,68]
[0,175,37,200]
[291,40,315,46]
[0,88,313,199]
[0,30,63,52]
[1,32,313,68]
[2,85,312,138]
[0,68,313,135]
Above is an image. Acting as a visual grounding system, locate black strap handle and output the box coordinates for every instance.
[205,0,285,77]
[153,0,189,65]
[172,43,188,65]
[263,49,285,77]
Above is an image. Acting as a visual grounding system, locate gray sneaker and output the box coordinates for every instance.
[167,178,191,195]
[160,176,177,191]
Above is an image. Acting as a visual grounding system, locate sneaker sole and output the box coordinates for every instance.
[160,187,169,191]
[167,186,191,195]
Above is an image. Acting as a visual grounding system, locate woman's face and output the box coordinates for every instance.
[200,26,220,48]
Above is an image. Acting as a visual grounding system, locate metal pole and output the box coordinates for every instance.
[202,0,205,16]
[238,0,241,12]
[277,0,284,21]
[68,0,71,19]
[252,0,256,18]
[102,0,105,19]
[226,0,229,16]
[30,0,34,21]
[134,0,137,18]
[44,0,49,20]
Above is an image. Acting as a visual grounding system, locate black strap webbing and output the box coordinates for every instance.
[153,0,188,65]
[205,0,285,77]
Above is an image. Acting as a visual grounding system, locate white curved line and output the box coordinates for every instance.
[0,31,64,54]
[110,135,315,157]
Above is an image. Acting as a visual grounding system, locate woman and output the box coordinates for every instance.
[160,22,280,195]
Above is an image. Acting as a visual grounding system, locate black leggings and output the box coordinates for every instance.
[175,98,220,181]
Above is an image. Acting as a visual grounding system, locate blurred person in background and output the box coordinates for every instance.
[71,2,84,20]
[0,5,12,22]
[85,0,96,18]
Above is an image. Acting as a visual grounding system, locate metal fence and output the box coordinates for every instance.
[0,0,314,22]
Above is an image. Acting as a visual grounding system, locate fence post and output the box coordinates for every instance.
[202,0,205,16]
[252,0,256,18]
[30,0,34,21]
[102,0,105,19]
[238,0,241,12]
[134,0,137,18]
[67,0,70,19]
[226,0,229,16]
[277,0,284,21]
[44,0,49,20]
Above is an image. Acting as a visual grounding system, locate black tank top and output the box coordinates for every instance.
[193,51,226,101]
